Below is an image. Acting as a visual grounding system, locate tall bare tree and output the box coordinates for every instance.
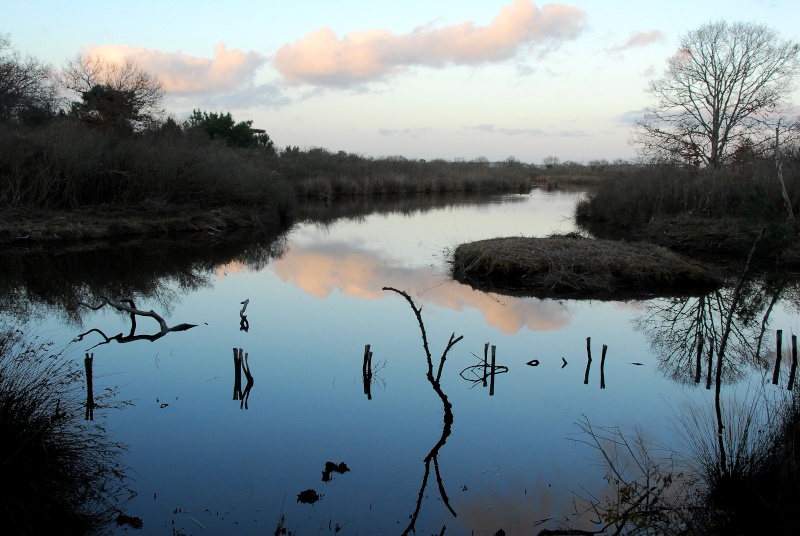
[0,33,60,123]
[60,53,164,131]
[634,21,800,168]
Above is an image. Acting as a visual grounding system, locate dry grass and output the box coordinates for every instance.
[452,233,721,299]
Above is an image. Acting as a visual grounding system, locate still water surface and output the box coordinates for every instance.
[3,188,797,535]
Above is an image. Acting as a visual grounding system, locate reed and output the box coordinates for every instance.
[0,324,131,534]
[575,157,800,228]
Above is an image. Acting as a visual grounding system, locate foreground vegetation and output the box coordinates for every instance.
[0,325,130,534]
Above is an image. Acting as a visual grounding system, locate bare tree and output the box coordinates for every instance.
[542,155,560,169]
[634,21,800,168]
[60,53,164,131]
[0,33,60,123]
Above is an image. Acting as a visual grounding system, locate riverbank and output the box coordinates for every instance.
[0,205,293,244]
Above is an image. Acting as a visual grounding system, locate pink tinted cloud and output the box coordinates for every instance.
[86,43,266,94]
[611,30,665,52]
[274,0,587,87]
[268,242,571,334]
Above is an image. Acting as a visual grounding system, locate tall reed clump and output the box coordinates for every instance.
[276,149,533,197]
[575,158,800,229]
[677,394,800,534]
[0,324,131,535]
[0,120,296,226]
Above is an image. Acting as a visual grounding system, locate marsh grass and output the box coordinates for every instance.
[676,393,800,534]
[564,391,800,536]
[575,159,800,228]
[452,233,721,299]
[0,324,131,534]
[278,151,534,197]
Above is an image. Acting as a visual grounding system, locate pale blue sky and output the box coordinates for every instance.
[5,0,800,162]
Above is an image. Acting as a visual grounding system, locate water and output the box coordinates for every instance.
[1,187,796,535]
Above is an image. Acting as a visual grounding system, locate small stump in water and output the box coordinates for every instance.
[452,234,721,299]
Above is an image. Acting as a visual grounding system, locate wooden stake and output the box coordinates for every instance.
[84,353,94,421]
[489,345,496,396]
[600,344,607,389]
[362,344,371,377]
[788,335,798,391]
[233,348,242,400]
[773,330,783,385]
[583,337,592,385]
[483,343,489,387]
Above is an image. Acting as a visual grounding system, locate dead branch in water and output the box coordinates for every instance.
[74,296,196,349]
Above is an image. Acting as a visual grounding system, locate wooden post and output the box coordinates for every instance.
[600,344,607,389]
[773,330,783,385]
[233,348,242,400]
[694,334,703,384]
[362,344,371,377]
[483,343,489,387]
[84,353,94,421]
[583,337,592,385]
[788,335,798,391]
[240,351,254,410]
[363,344,373,400]
[489,345,496,396]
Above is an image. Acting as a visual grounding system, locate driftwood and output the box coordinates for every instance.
[384,287,461,536]
[74,296,196,349]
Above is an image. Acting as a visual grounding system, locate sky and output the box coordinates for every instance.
[5,0,800,163]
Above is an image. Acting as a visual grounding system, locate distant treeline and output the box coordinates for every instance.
[0,117,538,213]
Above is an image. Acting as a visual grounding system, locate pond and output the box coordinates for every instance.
[2,188,797,535]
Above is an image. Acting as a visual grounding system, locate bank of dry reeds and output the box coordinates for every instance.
[575,158,800,228]
[452,233,721,298]
[278,149,534,197]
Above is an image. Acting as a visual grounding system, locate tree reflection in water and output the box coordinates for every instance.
[632,277,792,386]
[383,287,461,536]
[0,229,287,326]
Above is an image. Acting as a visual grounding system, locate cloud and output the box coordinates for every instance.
[616,109,646,127]
[267,241,571,334]
[609,30,665,52]
[470,124,549,136]
[273,0,587,87]
[86,43,266,95]
[378,127,430,138]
